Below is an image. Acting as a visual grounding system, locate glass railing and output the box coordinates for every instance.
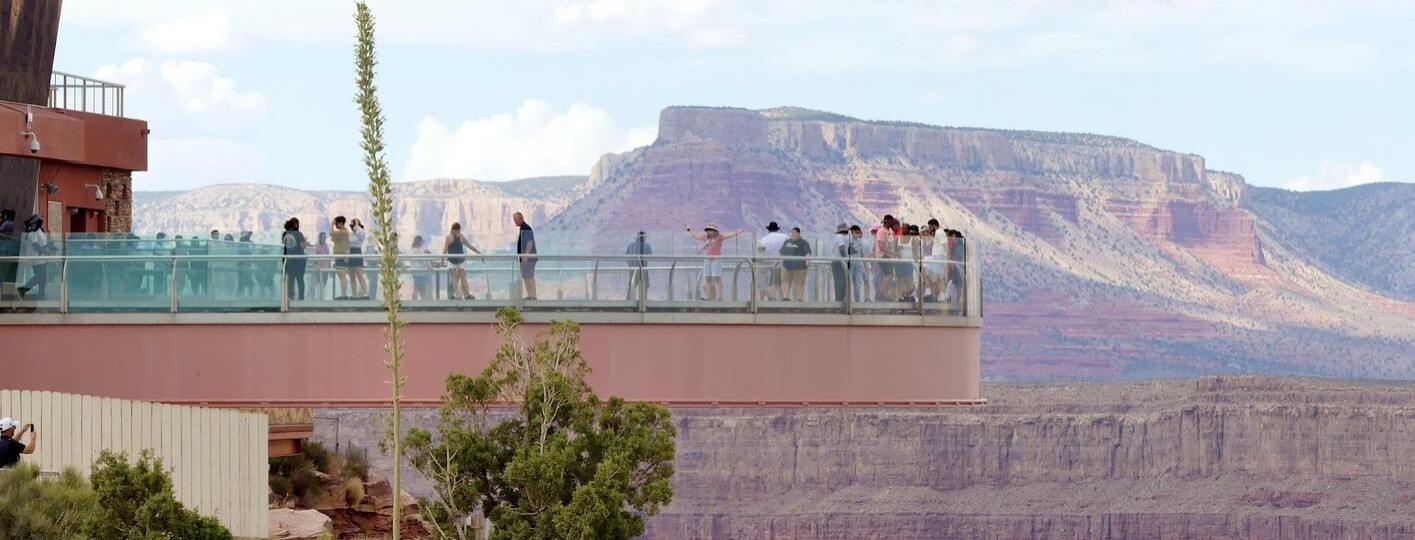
[0,242,980,318]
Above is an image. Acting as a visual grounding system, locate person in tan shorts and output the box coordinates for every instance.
[778,227,813,301]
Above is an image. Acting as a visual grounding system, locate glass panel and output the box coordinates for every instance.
[67,257,170,312]
[176,253,281,313]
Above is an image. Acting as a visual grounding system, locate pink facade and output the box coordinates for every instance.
[1,319,982,405]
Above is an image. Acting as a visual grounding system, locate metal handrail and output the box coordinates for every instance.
[1,250,977,316]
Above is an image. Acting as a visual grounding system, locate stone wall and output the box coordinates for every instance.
[102,169,133,232]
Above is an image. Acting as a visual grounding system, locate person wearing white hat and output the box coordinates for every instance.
[0,417,37,468]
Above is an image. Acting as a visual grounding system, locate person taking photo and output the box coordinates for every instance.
[0,417,37,468]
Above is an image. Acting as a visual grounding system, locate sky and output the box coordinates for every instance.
[54,0,1415,192]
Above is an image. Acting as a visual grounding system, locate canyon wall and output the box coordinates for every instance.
[315,377,1415,540]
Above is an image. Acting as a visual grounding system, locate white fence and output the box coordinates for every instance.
[0,390,268,538]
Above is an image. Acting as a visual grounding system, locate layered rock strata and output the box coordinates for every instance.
[315,377,1415,540]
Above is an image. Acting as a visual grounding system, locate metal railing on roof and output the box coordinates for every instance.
[0,248,982,320]
[48,71,125,117]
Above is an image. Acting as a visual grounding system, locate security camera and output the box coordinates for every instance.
[22,131,39,154]
[85,183,104,201]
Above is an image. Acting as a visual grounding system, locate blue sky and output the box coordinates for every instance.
[55,0,1415,192]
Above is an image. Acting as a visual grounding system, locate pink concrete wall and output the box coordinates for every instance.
[0,323,981,405]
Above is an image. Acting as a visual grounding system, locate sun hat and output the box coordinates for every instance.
[766,222,780,232]
[836,222,849,233]
[704,223,719,232]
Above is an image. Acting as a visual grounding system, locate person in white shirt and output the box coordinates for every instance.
[17,215,50,300]
[757,221,788,300]
[347,218,369,298]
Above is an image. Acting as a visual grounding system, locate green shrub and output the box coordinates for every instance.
[290,468,323,508]
[84,449,232,540]
[0,464,96,540]
[341,445,370,482]
[269,474,293,498]
[303,440,338,474]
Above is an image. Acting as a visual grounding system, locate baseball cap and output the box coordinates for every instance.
[0,418,17,431]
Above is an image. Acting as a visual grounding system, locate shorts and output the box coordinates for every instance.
[782,267,807,288]
[333,253,349,269]
[704,258,723,278]
[877,260,897,278]
[895,260,914,280]
[520,257,537,278]
[447,256,465,267]
[347,247,365,268]
[768,266,782,286]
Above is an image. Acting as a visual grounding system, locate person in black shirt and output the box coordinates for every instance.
[0,417,37,468]
[779,227,812,301]
[283,218,310,301]
[513,212,538,300]
[625,231,653,300]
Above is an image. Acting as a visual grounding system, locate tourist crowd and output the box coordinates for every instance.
[1,208,964,305]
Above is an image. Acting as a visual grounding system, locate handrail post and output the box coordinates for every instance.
[637,262,648,313]
[730,260,740,301]
[59,256,69,314]
[845,256,853,315]
[667,262,677,302]
[280,256,289,313]
[916,257,925,316]
[590,261,599,301]
[748,258,758,314]
[169,256,179,313]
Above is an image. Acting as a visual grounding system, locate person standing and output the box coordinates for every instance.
[513,212,538,300]
[313,232,332,299]
[17,215,50,300]
[330,217,351,299]
[757,222,788,300]
[236,231,257,297]
[0,209,16,288]
[409,235,437,300]
[0,418,37,468]
[444,222,481,300]
[848,225,867,302]
[282,218,309,301]
[873,215,899,301]
[347,218,369,298]
[830,223,851,302]
[779,227,813,301]
[625,231,653,300]
[685,223,744,301]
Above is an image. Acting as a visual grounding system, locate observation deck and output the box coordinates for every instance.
[0,235,983,406]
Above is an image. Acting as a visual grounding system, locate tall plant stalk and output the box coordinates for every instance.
[354,2,407,538]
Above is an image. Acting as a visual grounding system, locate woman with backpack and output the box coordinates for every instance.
[282,218,309,301]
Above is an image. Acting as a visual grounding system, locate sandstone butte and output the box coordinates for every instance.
[317,377,1415,540]
[545,106,1414,380]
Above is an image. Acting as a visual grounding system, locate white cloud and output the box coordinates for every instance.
[1285,161,1387,191]
[403,100,655,182]
[93,58,268,189]
[95,58,266,131]
[138,11,243,53]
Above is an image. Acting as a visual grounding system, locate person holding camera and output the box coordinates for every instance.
[0,417,37,468]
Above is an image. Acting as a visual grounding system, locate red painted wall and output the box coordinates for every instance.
[0,322,982,405]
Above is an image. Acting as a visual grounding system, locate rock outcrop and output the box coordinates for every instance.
[269,509,333,540]
[546,106,1415,379]
[316,377,1415,540]
[133,176,585,251]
